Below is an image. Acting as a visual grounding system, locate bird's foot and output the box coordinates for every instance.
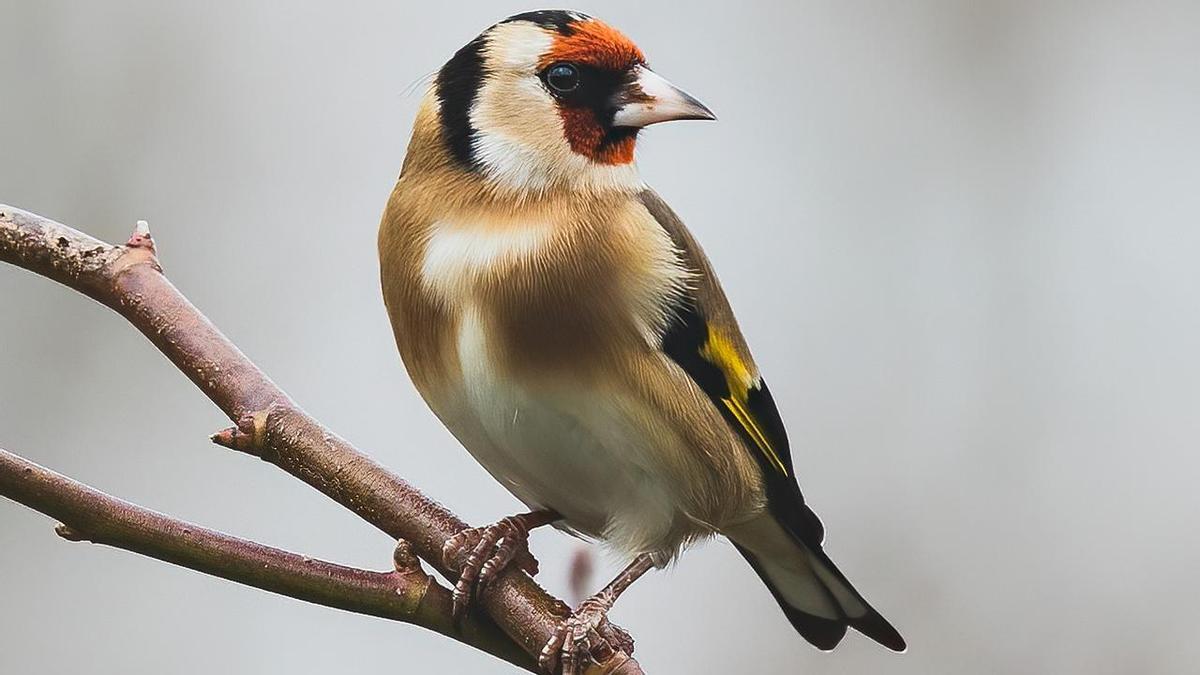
[538,593,633,675]
[443,512,547,619]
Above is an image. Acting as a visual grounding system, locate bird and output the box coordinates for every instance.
[378,9,905,672]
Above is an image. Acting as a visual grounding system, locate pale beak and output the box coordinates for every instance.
[610,65,716,128]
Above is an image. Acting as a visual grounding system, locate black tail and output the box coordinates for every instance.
[729,512,905,652]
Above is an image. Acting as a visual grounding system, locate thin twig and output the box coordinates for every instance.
[0,447,533,670]
[0,205,643,674]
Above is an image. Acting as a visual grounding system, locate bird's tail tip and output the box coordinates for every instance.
[729,512,905,653]
[847,605,907,652]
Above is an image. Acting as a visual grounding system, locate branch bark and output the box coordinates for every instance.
[0,204,643,674]
[0,447,532,670]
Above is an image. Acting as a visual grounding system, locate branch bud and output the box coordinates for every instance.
[393,539,421,573]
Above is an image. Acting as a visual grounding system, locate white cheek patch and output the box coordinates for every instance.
[470,75,562,192]
[420,220,556,301]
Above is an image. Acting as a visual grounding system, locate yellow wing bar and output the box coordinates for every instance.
[701,328,789,476]
[723,396,788,475]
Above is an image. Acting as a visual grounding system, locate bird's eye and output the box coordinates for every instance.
[545,63,580,93]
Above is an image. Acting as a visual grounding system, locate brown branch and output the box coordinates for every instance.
[0,447,532,670]
[0,204,644,674]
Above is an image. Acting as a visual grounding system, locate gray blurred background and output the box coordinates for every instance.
[2,1,1198,673]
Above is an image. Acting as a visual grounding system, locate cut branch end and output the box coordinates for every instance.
[54,523,87,542]
[126,219,155,253]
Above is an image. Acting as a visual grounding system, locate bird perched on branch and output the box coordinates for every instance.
[379,9,904,671]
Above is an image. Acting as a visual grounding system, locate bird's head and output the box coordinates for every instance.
[425,10,714,194]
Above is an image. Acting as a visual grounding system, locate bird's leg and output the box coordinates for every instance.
[540,553,655,675]
[442,508,559,619]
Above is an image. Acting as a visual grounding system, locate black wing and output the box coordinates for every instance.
[659,299,825,547]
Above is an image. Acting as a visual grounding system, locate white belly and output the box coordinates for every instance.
[444,305,684,557]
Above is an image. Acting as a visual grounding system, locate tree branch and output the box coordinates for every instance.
[0,447,533,670]
[0,204,643,674]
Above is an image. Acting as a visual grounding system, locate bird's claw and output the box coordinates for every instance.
[539,595,630,674]
[443,515,540,620]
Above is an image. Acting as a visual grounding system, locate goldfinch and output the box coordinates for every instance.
[379,10,905,670]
